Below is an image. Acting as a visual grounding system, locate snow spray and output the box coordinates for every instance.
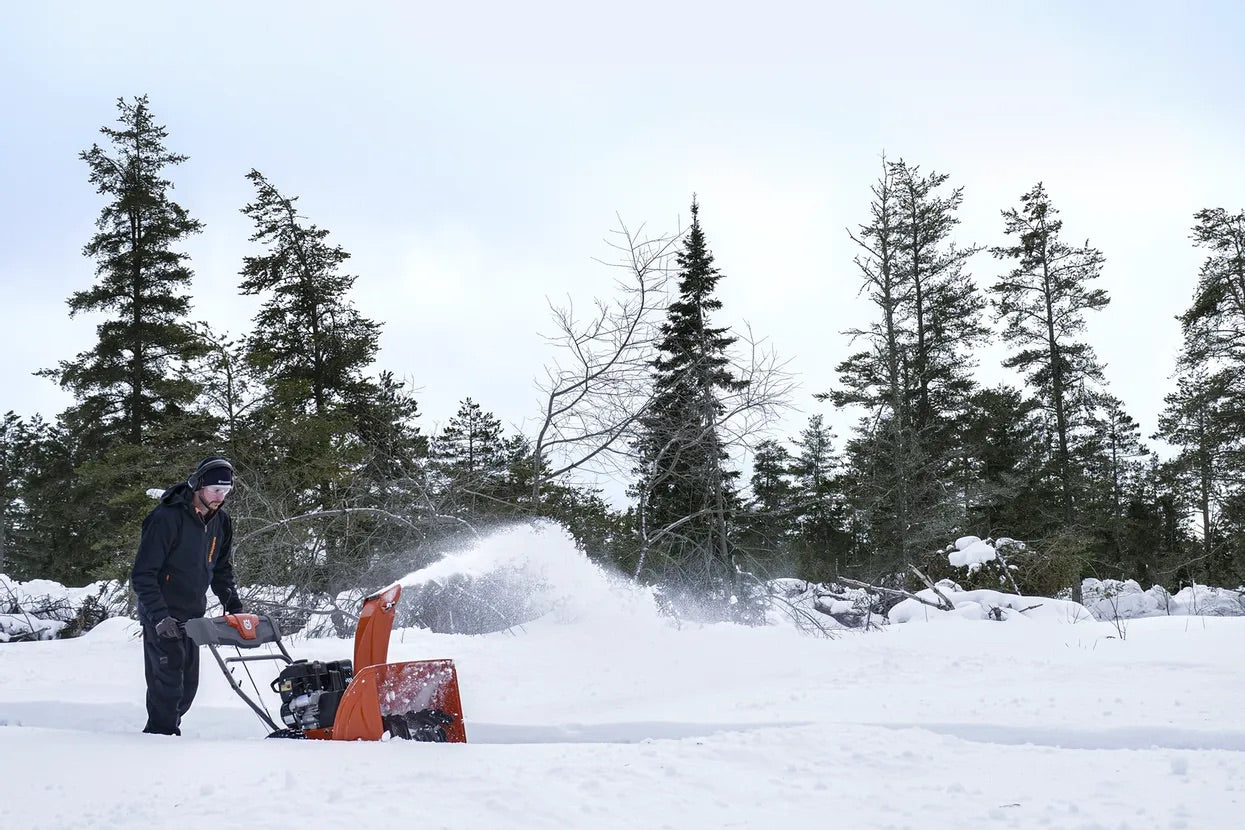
[393,520,663,630]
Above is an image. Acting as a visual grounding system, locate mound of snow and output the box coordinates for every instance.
[81,616,142,642]
[889,585,1095,624]
[1082,579,1245,620]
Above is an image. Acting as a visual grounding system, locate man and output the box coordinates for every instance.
[130,455,243,735]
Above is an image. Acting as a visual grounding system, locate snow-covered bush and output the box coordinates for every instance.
[918,534,1081,598]
[0,574,131,642]
[763,578,880,633]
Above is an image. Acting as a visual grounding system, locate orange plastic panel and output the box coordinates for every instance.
[353,583,402,670]
[224,613,262,640]
[330,659,467,743]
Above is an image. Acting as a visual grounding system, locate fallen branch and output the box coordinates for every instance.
[990,543,1024,596]
[837,576,953,611]
[769,592,841,637]
[907,565,956,610]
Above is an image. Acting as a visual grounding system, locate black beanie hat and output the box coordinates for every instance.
[190,456,234,490]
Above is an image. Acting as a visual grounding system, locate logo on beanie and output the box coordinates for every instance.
[191,456,234,490]
[200,466,233,488]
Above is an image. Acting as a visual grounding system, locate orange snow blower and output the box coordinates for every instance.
[184,582,466,742]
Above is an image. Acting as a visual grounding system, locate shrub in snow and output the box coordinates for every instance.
[917,534,1081,598]
[0,574,131,642]
[763,578,880,633]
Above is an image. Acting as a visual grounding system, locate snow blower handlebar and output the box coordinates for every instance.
[184,613,293,732]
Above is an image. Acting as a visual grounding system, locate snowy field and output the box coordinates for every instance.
[1,524,1242,830]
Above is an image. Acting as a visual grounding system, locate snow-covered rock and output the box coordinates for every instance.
[888,586,1095,624]
[1082,578,1245,620]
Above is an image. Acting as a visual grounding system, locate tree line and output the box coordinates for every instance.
[1,97,1242,618]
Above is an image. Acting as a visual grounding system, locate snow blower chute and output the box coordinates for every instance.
[184,583,466,742]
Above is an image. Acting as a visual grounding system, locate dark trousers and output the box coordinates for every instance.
[141,623,200,735]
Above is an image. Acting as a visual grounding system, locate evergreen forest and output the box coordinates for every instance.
[3,96,1243,618]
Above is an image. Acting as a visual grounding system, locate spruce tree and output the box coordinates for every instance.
[787,415,850,581]
[891,161,985,441]
[991,183,1109,530]
[634,199,747,600]
[238,170,411,590]
[36,96,207,576]
[432,398,510,519]
[46,96,205,450]
[829,158,909,570]
[5,416,82,582]
[0,412,23,574]
[1079,393,1152,576]
[736,439,796,576]
[831,158,982,571]
[240,169,381,423]
[1158,366,1239,585]
[1158,206,1245,585]
[748,440,795,520]
[955,385,1042,539]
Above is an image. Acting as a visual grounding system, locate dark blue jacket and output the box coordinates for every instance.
[130,483,243,626]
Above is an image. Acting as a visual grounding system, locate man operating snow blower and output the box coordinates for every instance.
[130,455,243,735]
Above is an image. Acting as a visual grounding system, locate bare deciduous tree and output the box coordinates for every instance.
[529,219,680,505]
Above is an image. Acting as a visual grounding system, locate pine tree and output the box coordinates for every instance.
[787,415,850,581]
[45,96,205,450]
[1080,393,1152,576]
[634,199,747,599]
[35,96,208,577]
[1181,208,1245,375]
[1166,207,1245,584]
[432,398,510,518]
[891,161,985,441]
[991,183,1109,530]
[237,170,407,590]
[1155,363,1235,584]
[0,412,23,574]
[830,158,982,571]
[736,439,796,576]
[955,385,1042,539]
[4,416,83,582]
[240,169,381,423]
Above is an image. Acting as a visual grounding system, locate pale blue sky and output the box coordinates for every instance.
[3,1,1243,470]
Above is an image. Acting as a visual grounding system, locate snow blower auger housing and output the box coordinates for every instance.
[184,583,466,742]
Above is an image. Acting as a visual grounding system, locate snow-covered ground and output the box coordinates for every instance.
[1,524,1243,829]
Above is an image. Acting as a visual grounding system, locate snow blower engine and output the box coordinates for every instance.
[272,658,353,733]
[184,583,465,742]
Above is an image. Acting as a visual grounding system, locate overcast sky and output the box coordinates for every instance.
[3,1,1243,474]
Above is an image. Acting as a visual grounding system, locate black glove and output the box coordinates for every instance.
[154,616,182,639]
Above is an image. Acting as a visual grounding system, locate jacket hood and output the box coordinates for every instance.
[159,482,195,507]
